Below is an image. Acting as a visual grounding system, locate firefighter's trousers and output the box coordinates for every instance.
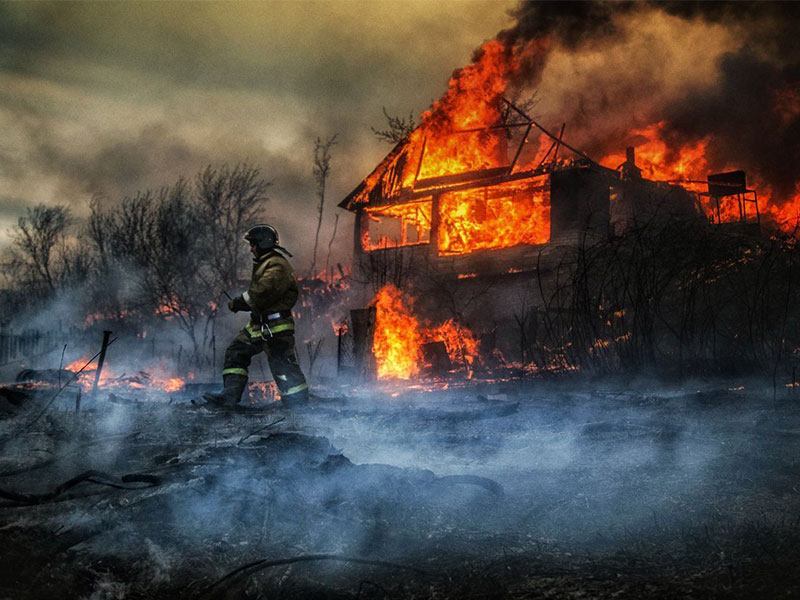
[221,325,308,401]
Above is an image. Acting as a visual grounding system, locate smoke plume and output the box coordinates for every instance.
[497,1,800,203]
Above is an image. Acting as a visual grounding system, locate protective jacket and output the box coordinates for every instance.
[242,250,298,332]
[218,248,308,405]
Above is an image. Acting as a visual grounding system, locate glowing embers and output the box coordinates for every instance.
[361,200,432,252]
[371,284,480,380]
[438,178,550,256]
[64,357,187,394]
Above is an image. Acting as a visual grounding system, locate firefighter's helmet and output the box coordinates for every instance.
[244,224,279,252]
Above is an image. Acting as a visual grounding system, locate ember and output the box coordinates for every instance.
[64,357,187,394]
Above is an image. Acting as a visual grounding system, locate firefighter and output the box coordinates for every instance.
[203,224,309,409]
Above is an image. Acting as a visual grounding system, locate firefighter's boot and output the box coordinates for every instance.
[280,387,310,410]
[202,373,248,407]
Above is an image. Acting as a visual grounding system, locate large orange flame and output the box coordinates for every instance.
[371,284,422,379]
[600,122,710,182]
[402,40,518,186]
[438,178,550,254]
[371,284,480,380]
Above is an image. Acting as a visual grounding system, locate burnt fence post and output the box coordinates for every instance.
[91,330,113,398]
[0,322,8,365]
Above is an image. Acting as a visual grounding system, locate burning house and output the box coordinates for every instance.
[339,102,761,379]
[337,39,767,381]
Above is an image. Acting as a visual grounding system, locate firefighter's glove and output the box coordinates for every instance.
[228,295,250,313]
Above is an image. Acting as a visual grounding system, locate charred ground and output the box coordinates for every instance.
[1,377,799,599]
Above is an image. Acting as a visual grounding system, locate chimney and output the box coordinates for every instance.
[622,146,642,180]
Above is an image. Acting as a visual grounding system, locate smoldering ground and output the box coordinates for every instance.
[1,367,799,598]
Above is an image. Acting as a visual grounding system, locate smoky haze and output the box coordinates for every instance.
[0,0,517,268]
[6,370,793,598]
[500,0,800,201]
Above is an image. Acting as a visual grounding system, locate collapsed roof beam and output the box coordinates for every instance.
[501,98,597,165]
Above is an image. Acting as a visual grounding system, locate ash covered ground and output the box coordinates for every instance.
[1,374,799,599]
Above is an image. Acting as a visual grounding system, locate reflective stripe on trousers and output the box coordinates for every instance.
[222,326,308,400]
[222,367,249,377]
[284,382,308,396]
[245,321,295,339]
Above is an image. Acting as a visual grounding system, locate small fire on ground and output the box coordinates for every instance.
[63,357,280,403]
[64,357,187,394]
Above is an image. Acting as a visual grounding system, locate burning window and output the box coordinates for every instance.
[361,200,432,252]
[438,177,550,255]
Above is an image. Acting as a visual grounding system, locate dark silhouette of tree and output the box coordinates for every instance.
[371,107,416,144]
[195,163,268,290]
[5,204,71,295]
[85,164,270,366]
[309,135,337,278]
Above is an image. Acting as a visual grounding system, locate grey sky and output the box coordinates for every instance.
[0,0,516,267]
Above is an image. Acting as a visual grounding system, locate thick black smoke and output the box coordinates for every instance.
[500,1,800,203]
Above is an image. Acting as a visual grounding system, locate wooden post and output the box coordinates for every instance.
[91,330,112,398]
[430,193,441,261]
[337,327,342,377]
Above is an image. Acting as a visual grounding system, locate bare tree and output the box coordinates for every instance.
[324,213,340,278]
[195,163,269,290]
[371,107,416,144]
[6,204,71,294]
[309,135,337,278]
[84,164,273,367]
[87,181,208,361]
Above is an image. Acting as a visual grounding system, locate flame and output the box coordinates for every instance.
[371,284,422,379]
[361,201,432,251]
[402,40,519,185]
[766,183,800,231]
[371,285,480,380]
[64,356,186,394]
[246,381,279,403]
[424,319,479,371]
[600,122,710,182]
[599,122,753,224]
[351,30,800,245]
[597,122,800,230]
[438,177,550,254]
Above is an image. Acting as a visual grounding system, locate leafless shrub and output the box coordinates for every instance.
[371,107,416,145]
[530,213,800,380]
[309,135,338,279]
